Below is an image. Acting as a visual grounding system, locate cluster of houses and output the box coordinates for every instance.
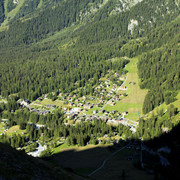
[0,119,9,134]
[16,71,138,132]
[29,108,50,115]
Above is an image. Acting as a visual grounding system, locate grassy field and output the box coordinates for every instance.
[5,125,26,136]
[104,57,148,121]
[92,148,154,180]
[52,143,111,154]
[52,143,78,154]
[41,99,66,107]
[86,106,101,115]
[0,123,5,133]
[147,91,180,119]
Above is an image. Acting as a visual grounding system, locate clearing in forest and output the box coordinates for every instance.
[104,57,148,121]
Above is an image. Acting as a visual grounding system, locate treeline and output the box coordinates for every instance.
[0,41,129,100]
[0,106,132,148]
[0,0,179,112]
[136,104,178,140]
[138,34,180,113]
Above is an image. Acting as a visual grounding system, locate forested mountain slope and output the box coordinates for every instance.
[0,1,179,178]
[0,0,179,114]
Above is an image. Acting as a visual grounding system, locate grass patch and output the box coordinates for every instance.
[147,91,180,119]
[5,125,26,136]
[41,99,65,107]
[105,57,147,121]
[0,123,5,133]
[37,0,43,9]
[86,106,101,115]
[52,143,111,155]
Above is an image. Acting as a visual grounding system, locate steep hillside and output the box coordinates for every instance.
[0,0,179,112]
[0,143,84,179]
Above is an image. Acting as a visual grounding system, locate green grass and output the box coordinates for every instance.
[105,57,148,121]
[86,106,101,115]
[0,123,5,133]
[41,99,65,107]
[5,125,26,136]
[52,143,111,155]
[147,91,180,119]
[37,0,43,9]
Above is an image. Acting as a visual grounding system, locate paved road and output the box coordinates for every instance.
[88,144,129,176]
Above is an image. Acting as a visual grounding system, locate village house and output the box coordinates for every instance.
[35,124,45,129]
[61,137,66,141]
[38,110,50,115]
[93,110,98,114]
[116,117,124,122]
[68,102,74,106]
[86,116,92,121]
[19,99,30,106]
[77,103,83,107]
[111,110,116,114]
[109,100,115,106]
[162,127,169,133]
[117,113,121,116]
[66,112,76,119]
[84,103,93,109]
[13,0,19,4]
[121,86,127,90]
[120,76,126,81]
[71,108,82,114]
[67,97,72,101]
[115,72,120,77]
[122,111,128,116]
[59,93,63,97]
[99,109,105,113]
[75,99,80,103]
[89,97,94,100]
[61,96,65,100]
[117,93,123,97]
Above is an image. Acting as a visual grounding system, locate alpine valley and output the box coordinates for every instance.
[0,0,180,179]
